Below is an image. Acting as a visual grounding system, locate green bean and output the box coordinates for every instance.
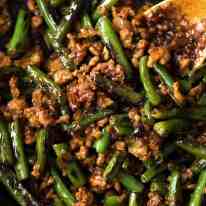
[66,160,86,187]
[51,168,75,206]
[64,109,113,133]
[110,114,133,136]
[154,64,174,89]
[144,100,153,122]
[176,141,206,159]
[0,120,14,165]
[104,195,122,206]
[53,0,83,42]
[104,153,122,179]
[10,120,29,181]
[152,107,206,121]
[36,0,57,33]
[53,196,66,206]
[189,169,206,206]
[190,159,206,176]
[129,193,141,206]
[46,32,77,70]
[7,8,29,55]
[53,143,68,159]
[26,65,69,123]
[35,129,48,175]
[119,172,144,193]
[141,164,167,183]
[94,127,110,153]
[53,144,86,187]
[93,0,120,21]
[96,17,133,79]
[81,13,93,28]
[139,56,161,106]
[167,169,182,206]
[0,165,38,206]
[95,74,143,104]
[50,0,66,7]
[153,119,189,136]
[151,108,182,120]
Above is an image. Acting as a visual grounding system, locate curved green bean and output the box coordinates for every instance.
[96,16,133,79]
[139,56,161,106]
[10,119,29,181]
[189,169,206,206]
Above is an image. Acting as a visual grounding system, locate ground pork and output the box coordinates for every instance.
[7,98,27,119]
[74,187,94,206]
[9,76,20,98]
[90,59,125,83]
[24,106,55,127]
[147,192,163,206]
[89,168,108,192]
[0,52,11,68]
[15,47,43,68]
[67,75,95,111]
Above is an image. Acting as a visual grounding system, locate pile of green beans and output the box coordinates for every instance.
[1,0,206,205]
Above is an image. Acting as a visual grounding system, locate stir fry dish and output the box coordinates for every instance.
[1,0,206,205]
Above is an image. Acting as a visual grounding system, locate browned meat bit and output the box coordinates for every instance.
[40,176,54,191]
[89,168,108,192]
[31,163,40,178]
[32,89,56,111]
[48,56,64,73]
[53,69,73,85]
[147,47,171,67]
[74,187,94,206]
[128,108,141,127]
[102,47,110,61]
[88,56,100,68]
[112,6,135,20]
[15,47,43,68]
[128,138,151,161]
[76,146,89,160]
[97,92,113,109]
[147,192,163,206]
[0,7,11,35]
[85,126,101,147]
[96,154,106,166]
[24,126,36,144]
[27,0,37,13]
[91,60,125,82]
[31,15,43,29]
[119,28,134,49]
[9,76,20,98]
[79,28,99,39]
[89,42,103,57]
[178,56,191,73]
[112,15,132,31]
[24,107,55,127]
[0,52,11,68]
[132,39,149,67]
[172,81,185,104]
[67,75,95,111]
[189,83,204,97]
[67,34,89,65]
[148,132,161,156]
[7,98,27,119]
[114,141,126,151]
[70,134,84,151]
